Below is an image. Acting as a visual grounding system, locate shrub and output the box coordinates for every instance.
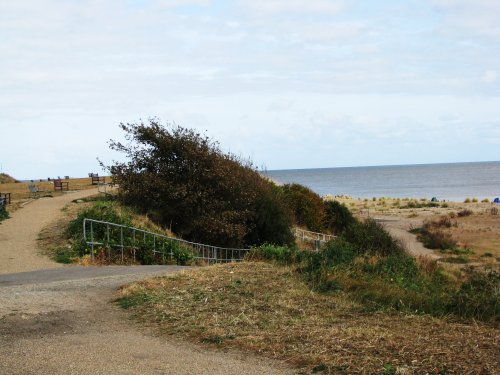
[0,206,8,223]
[280,183,325,232]
[457,209,473,217]
[302,238,357,289]
[464,198,471,203]
[66,199,133,240]
[343,219,405,257]
[410,227,456,250]
[323,200,356,234]
[482,198,490,203]
[105,120,293,248]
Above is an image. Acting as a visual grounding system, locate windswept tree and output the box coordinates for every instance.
[105,120,293,247]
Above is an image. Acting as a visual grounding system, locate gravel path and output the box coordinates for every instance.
[0,189,101,275]
[0,267,293,375]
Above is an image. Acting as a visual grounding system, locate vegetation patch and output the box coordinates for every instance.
[0,206,9,223]
[117,262,499,374]
[39,195,193,265]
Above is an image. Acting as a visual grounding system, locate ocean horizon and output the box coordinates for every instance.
[263,161,500,202]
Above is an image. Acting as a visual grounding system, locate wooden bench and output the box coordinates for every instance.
[53,179,69,191]
[90,173,105,185]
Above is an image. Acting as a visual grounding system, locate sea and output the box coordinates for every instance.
[263,161,500,202]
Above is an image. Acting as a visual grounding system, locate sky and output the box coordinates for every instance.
[1,0,499,180]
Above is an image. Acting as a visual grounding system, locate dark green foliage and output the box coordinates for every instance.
[343,219,404,257]
[302,239,357,288]
[105,120,293,248]
[323,200,356,234]
[0,206,9,223]
[66,199,132,239]
[244,184,294,247]
[447,270,499,321]
[247,244,302,264]
[280,183,325,232]
[52,246,79,264]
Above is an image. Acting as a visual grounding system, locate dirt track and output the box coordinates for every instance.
[0,189,100,275]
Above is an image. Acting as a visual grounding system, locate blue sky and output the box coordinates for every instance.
[1,0,499,179]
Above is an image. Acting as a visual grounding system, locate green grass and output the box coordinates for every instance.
[62,196,194,265]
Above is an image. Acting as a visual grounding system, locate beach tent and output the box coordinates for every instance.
[494,198,500,204]
[431,197,438,202]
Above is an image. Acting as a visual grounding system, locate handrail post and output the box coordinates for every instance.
[90,220,94,262]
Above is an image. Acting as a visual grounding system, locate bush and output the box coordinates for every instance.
[410,227,456,250]
[0,206,8,223]
[280,183,325,232]
[105,120,293,248]
[323,200,356,234]
[66,199,133,239]
[343,219,405,257]
[457,209,473,217]
[302,239,357,288]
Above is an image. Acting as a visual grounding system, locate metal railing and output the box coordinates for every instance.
[83,218,250,264]
[294,228,336,244]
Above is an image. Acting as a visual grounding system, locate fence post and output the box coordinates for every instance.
[120,226,124,263]
[90,220,94,262]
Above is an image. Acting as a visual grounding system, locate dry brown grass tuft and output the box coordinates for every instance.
[117,262,499,374]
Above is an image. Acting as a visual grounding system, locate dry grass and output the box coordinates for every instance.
[117,262,499,374]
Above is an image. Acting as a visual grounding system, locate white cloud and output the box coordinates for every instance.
[431,0,500,38]
[239,0,344,15]
[483,70,498,83]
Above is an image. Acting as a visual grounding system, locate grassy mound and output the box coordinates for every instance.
[117,262,499,374]
[0,173,18,184]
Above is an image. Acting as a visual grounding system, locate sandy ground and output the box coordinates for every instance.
[0,189,101,275]
[334,197,500,265]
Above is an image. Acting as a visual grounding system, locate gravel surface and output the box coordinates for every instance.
[0,267,294,375]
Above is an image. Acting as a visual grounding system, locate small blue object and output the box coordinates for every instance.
[494,198,500,204]
[431,197,438,202]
